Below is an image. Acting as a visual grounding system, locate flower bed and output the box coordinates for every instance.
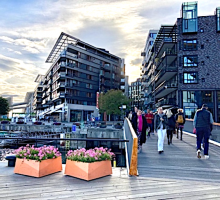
[14,145,61,161]
[65,147,114,181]
[66,147,114,163]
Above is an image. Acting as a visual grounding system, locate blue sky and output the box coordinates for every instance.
[0,0,219,103]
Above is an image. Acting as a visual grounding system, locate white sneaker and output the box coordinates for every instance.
[197,150,201,158]
[204,155,209,159]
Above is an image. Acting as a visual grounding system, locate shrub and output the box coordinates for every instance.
[66,147,114,163]
[14,145,61,162]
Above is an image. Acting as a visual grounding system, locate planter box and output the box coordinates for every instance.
[14,157,62,177]
[65,160,112,181]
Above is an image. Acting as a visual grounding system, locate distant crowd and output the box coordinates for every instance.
[128,104,214,159]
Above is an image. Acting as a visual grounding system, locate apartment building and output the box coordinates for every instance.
[37,32,125,122]
[141,30,158,109]
[145,2,220,121]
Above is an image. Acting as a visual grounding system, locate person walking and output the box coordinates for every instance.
[166,109,176,145]
[154,107,168,154]
[193,104,214,159]
[145,109,154,137]
[128,111,133,122]
[175,109,185,140]
[132,107,138,121]
[132,109,147,153]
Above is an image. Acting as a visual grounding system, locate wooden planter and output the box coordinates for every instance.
[14,157,62,177]
[65,160,112,181]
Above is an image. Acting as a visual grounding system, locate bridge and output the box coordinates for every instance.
[0,119,220,199]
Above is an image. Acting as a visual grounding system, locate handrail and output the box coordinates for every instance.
[124,118,138,176]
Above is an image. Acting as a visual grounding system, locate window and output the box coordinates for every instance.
[149,33,157,39]
[183,72,198,83]
[183,55,198,67]
[86,92,92,98]
[183,91,196,103]
[149,41,154,46]
[183,39,197,50]
[87,74,92,80]
[86,83,93,89]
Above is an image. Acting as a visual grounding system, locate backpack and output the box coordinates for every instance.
[177,114,184,123]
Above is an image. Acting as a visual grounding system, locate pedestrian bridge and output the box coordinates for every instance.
[1,119,220,199]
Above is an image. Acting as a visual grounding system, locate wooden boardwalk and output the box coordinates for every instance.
[0,132,220,199]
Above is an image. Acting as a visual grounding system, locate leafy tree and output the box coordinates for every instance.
[0,97,9,115]
[99,90,130,115]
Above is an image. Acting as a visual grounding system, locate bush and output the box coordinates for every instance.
[14,145,61,162]
[66,147,114,163]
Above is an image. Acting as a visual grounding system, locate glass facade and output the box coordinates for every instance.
[182,2,198,33]
[183,72,198,83]
[183,91,214,119]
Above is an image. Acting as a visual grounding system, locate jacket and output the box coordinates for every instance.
[154,113,168,131]
[194,108,214,129]
[132,115,147,145]
[167,115,176,131]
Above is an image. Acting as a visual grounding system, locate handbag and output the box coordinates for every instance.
[193,128,196,134]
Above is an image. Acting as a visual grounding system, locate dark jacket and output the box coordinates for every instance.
[167,115,176,131]
[195,108,211,129]
[132,115,147,145]
[154,114,168,131]
[175,112,185,125]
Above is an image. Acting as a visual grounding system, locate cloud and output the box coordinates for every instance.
[130,58,142,66]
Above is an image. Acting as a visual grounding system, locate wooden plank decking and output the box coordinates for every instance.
[0,132,220,199]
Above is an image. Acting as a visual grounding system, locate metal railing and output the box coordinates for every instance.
[0,137,129,167]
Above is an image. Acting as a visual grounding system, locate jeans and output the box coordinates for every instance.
[167,130,173,143]
[196,127,210,156]
[157,129,166,151]
[147,123,153,136]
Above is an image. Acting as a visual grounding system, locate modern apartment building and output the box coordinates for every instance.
[145,2,220,121]
[38,32,125,122]
[128,78,143,110]
[141,30,158,109]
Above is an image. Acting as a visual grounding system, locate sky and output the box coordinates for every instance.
[0,0,219,103]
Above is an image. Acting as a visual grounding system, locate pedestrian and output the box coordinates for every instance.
[145,109,154,137]
[166,109,176,145]
[193,104,214,159]
[154,107,168,154]
[132,109,147,153]
[128,111,133,122]
[132,106,138,121]
[175,109,185,140]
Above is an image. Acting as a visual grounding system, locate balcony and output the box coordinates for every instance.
[154,64,177,87]
[101,64,111,71]
[58,82,66,88]
[59,72,66,79]
[154,81,177,99]
[104,73,111,79]
[59,92,66,98]
[141,51,146,56]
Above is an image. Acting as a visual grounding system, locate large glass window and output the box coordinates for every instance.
[183,72,198,83]
[217,7,220,31]
[70,110,82,122]
[183,55,198,67]
[183,39,197,50]
[183,91,196,103]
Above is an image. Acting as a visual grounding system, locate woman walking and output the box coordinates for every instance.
[132,109,147,153]
[166,109,176,145]
[175,109,185,140]
[154,107,168,154]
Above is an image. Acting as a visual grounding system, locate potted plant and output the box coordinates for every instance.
[14,145,62,177]
[65,147,114,181]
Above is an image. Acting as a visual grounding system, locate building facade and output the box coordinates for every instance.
[145,2,220,121]
[128,78,143,111]
[37,32,125,122]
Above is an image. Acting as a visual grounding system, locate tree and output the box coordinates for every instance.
[0,97,9,115]
[99,90,130,115]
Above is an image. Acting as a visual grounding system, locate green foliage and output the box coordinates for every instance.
[98,90,130,115]
[0,97,9,115]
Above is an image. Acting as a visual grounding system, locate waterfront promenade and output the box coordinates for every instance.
[1,132,220,199]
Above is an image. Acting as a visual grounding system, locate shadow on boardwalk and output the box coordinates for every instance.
[1,133,220,199]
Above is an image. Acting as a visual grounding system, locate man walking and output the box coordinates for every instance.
[145,109,154,137]
[193,104,214,159]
